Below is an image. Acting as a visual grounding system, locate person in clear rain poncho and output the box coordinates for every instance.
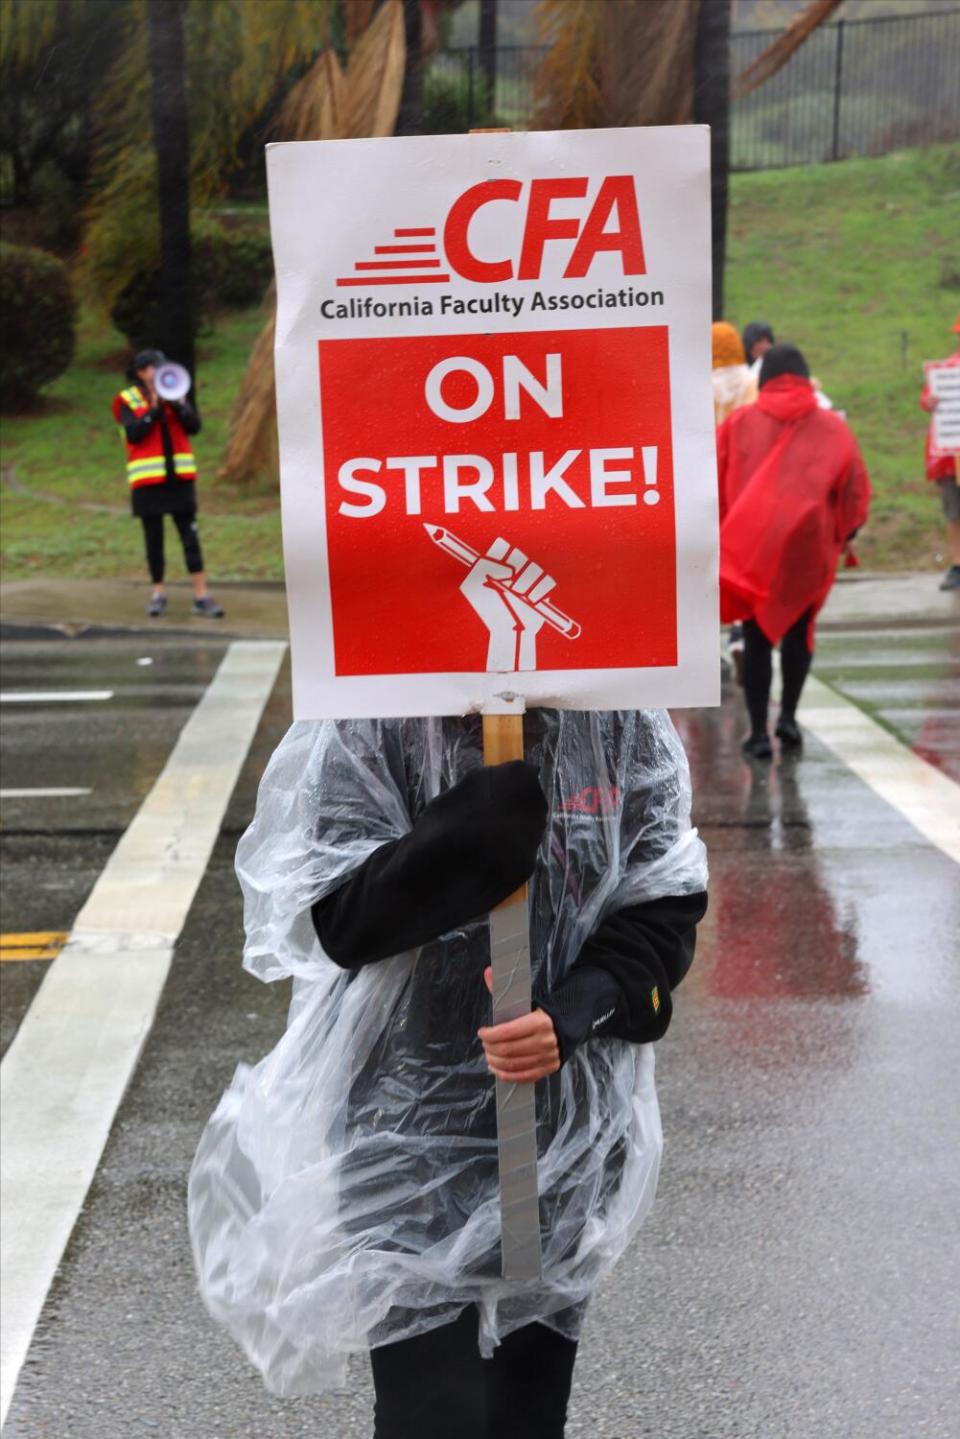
[188,708,708,1438]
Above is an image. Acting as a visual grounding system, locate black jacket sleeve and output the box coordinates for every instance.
[119,401,161,443]
[172,398,201,435]
[311,761,548,968]
[537,891,708,1063]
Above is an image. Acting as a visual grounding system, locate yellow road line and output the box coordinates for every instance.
[0,933,69,963]
[1,932,69,946]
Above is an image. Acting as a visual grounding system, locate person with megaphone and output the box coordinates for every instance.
[112,348,224,618]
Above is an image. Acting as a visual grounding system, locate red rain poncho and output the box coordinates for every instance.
[717,375,871,646]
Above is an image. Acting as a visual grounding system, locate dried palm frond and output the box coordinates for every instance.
[733,0,843,98]
[273,47,346,142]
[343,0,406,140]
[218,293,279,490]
[220,1,406,487]
[599,0,699,128]
[535,0,701,131]
[534,0,604,131]
[342,0,378,51]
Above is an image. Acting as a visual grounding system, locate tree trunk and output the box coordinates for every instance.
[395,0,423,135]
[146,0,194,381]
[479,0,498,101]
[693,0,731,321]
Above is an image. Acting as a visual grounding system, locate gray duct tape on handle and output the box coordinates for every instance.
[490,897,542,1281]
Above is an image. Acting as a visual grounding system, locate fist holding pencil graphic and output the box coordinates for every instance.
[424,523,581,673]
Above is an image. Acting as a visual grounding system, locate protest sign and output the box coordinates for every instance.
[925,360,960,458]
[267,126,718,719]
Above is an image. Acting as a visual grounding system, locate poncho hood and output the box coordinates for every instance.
[756,373,819,424]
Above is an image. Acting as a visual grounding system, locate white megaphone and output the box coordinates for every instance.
[155,361,191,401]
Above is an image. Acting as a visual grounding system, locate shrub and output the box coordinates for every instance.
[202,223,274,307]
[110,219,274,347]
[0,242,76,409]
[421,70,499,135]
[110,268,167,352]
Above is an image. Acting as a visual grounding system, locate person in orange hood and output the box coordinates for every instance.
[711,321,755,425]
[718,344,871,759]
[920,316,960,591]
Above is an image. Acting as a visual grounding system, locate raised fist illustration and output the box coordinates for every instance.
[460,537,558,672]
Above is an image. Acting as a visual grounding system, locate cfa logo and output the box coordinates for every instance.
[445,176,646,283]
[337,177,646,288]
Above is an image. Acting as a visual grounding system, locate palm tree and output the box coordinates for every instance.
[145,0,193,377]
[396,0,424,134]
[1,0,110,206]
[78,0,332,330]
[479,0,498,97]
[693,0,731,320]
[220,0,407,486]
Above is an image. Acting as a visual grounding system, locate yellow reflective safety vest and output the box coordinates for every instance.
[112,386,197,489]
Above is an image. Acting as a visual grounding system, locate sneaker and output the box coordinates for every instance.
[741,732,773,760]
[147,592,167,618]
[776,715,803,751]
[192,595,225,618]
[939,565,960,592]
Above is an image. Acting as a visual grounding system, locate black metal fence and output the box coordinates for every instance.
[732,8,960,169]
[430,7,960,171]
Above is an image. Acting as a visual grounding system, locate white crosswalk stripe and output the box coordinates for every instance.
[0,640,286,1427]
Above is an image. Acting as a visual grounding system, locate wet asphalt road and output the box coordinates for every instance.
[816,626,960,783]
[0,638,229,1059]
[1,632,958,1438]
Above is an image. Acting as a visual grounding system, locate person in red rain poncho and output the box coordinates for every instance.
[920,316,960,592]
[718,344,871,760]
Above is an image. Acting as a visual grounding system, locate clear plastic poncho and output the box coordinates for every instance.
[188,709,707,1396]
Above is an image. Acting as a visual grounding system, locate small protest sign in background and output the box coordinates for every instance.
[925,359,960,459]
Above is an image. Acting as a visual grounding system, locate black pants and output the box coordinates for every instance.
[370,1307,578,1439]
[140,512,203,584]
[742,609,813,737]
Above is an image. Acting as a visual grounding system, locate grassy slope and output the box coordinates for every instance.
[1,301,281,582]
[2,145,958,582]
[725,144,960,569]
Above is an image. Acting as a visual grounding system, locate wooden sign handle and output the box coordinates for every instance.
[482,712,527,911]
[482,707,542,1279]
[481,711,524,765]
[470,128,539,1278]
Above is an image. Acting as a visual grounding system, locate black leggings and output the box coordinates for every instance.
[742,609,813,737]
[140,512,204,584]
[370,1306,578,1439]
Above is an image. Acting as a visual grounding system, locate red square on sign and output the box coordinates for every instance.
[319,326,676,677]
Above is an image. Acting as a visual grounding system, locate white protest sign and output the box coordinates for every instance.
[267,127,718,719]
[925,360,960,458]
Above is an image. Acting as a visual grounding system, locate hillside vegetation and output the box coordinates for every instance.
[725,144,959,568]
[1,145,957,582]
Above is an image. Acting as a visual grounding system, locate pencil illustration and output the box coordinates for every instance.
[424,522,582,673]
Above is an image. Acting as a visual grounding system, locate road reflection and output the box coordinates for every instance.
[674,701,866,1009]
